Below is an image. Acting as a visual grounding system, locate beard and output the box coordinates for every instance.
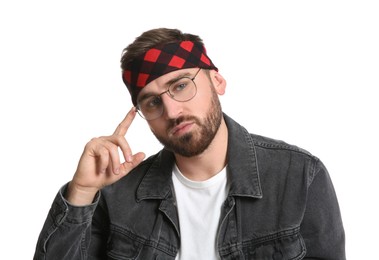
[153,88,223,157]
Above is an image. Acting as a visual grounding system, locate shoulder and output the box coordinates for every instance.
[224,113,317,160]
[251,133,314,158]
[250,133,326,185]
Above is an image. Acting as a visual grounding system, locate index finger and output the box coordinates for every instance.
[113,107,138,136]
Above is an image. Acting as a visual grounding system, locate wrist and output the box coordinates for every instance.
[66,181,99,206]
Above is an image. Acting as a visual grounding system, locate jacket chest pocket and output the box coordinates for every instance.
[241,230,306,260]
[106,226,143,259]
[106,225,177,260]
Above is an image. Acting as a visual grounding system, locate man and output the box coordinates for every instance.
[34,28,345,259]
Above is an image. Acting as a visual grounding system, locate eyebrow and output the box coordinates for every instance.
[165,71,193,86]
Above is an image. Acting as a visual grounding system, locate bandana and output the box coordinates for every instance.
[122,41,218,105]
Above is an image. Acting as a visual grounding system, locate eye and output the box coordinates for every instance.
[143,96,162,110]
[170,78,191,94]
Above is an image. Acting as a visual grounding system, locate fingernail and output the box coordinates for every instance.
[127,155,133,162]
[114,168,120,174]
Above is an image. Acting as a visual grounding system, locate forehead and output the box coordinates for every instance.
[137,68,198,96]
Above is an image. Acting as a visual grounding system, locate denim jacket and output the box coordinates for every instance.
[34,114,345,259]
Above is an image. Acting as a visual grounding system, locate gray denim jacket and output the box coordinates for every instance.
[34,114,345,259]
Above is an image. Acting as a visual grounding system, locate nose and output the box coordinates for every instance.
[160,93,183,119]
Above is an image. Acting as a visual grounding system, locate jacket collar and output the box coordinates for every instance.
[224,114,262,198]
[136,113,262,201]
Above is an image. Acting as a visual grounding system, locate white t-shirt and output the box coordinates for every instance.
[172,164,229,260]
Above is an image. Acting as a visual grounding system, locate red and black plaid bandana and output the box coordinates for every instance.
[122,41,218,105]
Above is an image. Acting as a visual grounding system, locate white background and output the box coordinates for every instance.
[0,1,378,259]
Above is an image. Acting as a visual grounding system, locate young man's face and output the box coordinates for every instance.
[137,68,226,157]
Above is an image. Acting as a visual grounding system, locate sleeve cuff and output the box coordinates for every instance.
[50,183,101,225]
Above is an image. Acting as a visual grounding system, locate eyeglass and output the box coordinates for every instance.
[136,68,202,121]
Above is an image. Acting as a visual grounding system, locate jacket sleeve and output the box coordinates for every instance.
[33,184,104,260]
[301,159,346,260]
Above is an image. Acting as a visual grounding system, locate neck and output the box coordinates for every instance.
[174,118,228,181]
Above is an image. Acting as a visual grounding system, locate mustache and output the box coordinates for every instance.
[167,115,201,130]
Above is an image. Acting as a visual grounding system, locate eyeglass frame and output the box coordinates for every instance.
[135,68,202,121]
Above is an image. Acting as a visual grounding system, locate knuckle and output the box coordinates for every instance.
[85,137,100,149]
[89,136,102,144]
[115,135,125,143]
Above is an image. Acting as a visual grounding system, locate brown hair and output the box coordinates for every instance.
[120,28,204,72]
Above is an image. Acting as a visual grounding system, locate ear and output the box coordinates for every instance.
[210,70,226,95]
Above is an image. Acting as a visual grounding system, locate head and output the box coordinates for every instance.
[121,28,218,106]
[120,28,226,157]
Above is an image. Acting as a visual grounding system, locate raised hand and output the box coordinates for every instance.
[66,107,145,205]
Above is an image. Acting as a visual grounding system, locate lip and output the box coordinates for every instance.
[170,121,194,136]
